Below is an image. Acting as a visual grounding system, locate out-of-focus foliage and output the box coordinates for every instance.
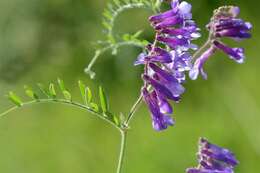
[0,0,259,173]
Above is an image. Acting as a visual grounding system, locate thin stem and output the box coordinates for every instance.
[192,32,215,60]
[192,39,211,60]
[85,41,144,78]
[125,93,143,126]
[0,99,121,131]
[116,130,127,173]
[124,32,160,126]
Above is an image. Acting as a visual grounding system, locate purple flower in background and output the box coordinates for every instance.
[186,138,239,173]
[190,6,252,80]
[135,0,200,131]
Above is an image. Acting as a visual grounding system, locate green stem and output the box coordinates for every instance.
[0,99,121,131]
[116,130,127,173]
[85,41,144,79]
[125,93,143,126]
[192,39,211,60]
[192,32,215,60]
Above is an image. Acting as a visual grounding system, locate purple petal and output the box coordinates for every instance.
[149,7,178,23]
[178,1,192,15]
[157,36,188,49]
[149,63,185,97]
[199,138,239,167]
[143,74,176,100]
[189,46,216,80]
[154,16,183,30]
[156,92,173,114]
[213,41,245,63]
[171,0,179,9]
[134,53,146,65]
[142,88,174,131]
[229,6,240,17]
[215,29,251,39]
[216,19,250,29]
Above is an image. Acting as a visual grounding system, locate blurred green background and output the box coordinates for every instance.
[0,0,259,173]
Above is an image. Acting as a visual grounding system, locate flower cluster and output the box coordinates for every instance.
[135,0,200,131]
[186,138,239,173]
[190,6,252,80]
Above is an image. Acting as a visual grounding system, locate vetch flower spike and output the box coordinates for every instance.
[190,5,252,80]
[136,0,200,131]
[186,138,239,173]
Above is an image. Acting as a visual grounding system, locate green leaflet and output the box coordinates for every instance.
[57,78,66,91]
[49,83,56,98]
[37,83,51,98]
[99,86,109,113]
[78,80,87,104]
[4,80,120,127]
[58,78,72,101]
[24,86,39,100]
[63,91,72,101]
[78,80,93,105]
[8,92,23,107]
[86,87,92,104]
[90,103,99,112]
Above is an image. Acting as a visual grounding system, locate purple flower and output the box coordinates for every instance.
[134,46,173,65]
[149,63,185,97]
[142,88,174,131]
[186,138,239,173]
[189,46,217,80]
[213,18,252,40]
[190,6,252,80]
[198,138,239,168]
[134,0,200,130]
[213,41,244,63]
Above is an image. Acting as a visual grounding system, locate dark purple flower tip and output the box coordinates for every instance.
[216,19,252,31]
[199,138,239,167]
[149,63,185,97]
[134,53,172,66]
[189,46,216,80]
[142,74,177,101]
[149,9,177,23]
[149,0,192,25]
[215,29,251,39]
[142,88,174,131]
[149,55,173,63]
[213,40,245,63]
[146,45,173,60]
[149,63,177,82]
[157,36,188,49]
[154,16,183,30]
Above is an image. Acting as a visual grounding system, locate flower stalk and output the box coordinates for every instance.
[116,130,128,173]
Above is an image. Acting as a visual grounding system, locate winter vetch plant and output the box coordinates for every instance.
[0,0,252,173]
